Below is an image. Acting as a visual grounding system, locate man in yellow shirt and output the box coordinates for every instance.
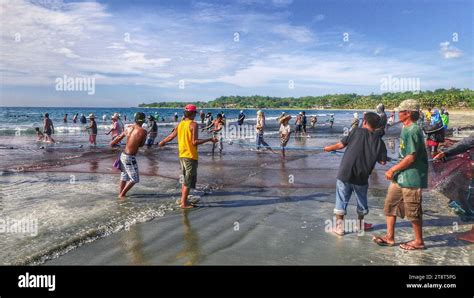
[425,107,432,123]
[159,104,217,209]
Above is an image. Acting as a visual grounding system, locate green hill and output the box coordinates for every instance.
[139,88,474,110]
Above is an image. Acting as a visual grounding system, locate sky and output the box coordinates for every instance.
[0,0,473,107]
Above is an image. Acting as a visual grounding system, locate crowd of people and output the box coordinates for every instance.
[32,102,472,246]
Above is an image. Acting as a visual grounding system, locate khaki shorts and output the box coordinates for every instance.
[179,158,198,189]
[384,182,423,221]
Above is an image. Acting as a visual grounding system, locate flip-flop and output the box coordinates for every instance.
[355,223,373,232]
[400,241,425,250]
[372,236,395,246]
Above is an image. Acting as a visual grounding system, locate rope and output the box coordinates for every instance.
[235,142,326,151]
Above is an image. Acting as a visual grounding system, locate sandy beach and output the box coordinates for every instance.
[1,108,472,266]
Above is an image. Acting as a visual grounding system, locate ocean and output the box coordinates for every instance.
[2,106,470,266]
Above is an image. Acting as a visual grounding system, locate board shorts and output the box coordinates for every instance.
[120,152,140,183]
[44,129,52,136]
[384,182,422,221]
[179,158,198,189]
[295,125,302,132]
[89,134,96,143]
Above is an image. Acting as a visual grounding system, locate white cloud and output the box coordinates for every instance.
[439,41,463,59]
[272,24,314,43]
[0,0,471,104]
[53,47,80,59]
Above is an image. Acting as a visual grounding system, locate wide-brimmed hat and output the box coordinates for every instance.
[395,99,420,112]
[88,113,95,119]
[112,113,119,120]
[279,115,292,123]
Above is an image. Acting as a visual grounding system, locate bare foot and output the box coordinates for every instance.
[180,204,195,209]
[331,227,344,236]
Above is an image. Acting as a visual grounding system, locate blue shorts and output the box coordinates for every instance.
[334,179,369,216]
[146,136,156,146]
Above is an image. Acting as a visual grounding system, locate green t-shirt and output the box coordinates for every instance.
[393,123,428,188]
[441,114,449,127]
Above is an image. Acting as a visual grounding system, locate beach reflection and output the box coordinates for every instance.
[120,224,147,265]
[175,210,200,265]
[89,160,99,172]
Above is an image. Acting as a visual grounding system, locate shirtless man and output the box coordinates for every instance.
[43,113,55,143]
[110,112,148,198]
[202,113,224,154]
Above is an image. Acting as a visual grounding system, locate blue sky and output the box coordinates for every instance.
[0,0,472,107]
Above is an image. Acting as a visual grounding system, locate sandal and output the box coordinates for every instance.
[372,236,395,246]
[399,241,425,250]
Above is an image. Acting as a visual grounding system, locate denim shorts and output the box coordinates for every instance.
[334,179,369,216]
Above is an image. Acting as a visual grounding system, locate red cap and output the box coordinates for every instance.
[185,104,197,112]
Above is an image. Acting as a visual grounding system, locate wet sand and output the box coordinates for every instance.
[46,127,472,265]
[2,111,473,265]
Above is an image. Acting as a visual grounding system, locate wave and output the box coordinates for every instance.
[12,202,175,265]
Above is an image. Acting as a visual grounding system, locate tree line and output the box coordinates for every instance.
[139,88,473,110]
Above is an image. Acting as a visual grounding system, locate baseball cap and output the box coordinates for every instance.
[134,112,146,123]
[395,99,420,112]
[185,104,197,112]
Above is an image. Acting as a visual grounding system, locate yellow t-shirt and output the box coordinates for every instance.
[177,119,198,160]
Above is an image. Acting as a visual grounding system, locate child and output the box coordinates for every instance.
[35,127,44,142]
[324,112,387,235]
[279,115,291,157]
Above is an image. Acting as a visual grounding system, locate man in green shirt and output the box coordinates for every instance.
[373,99,428,250]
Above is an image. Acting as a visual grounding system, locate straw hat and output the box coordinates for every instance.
[279,115,292,123]
[112,113,119,120]
[88,113,95,119]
